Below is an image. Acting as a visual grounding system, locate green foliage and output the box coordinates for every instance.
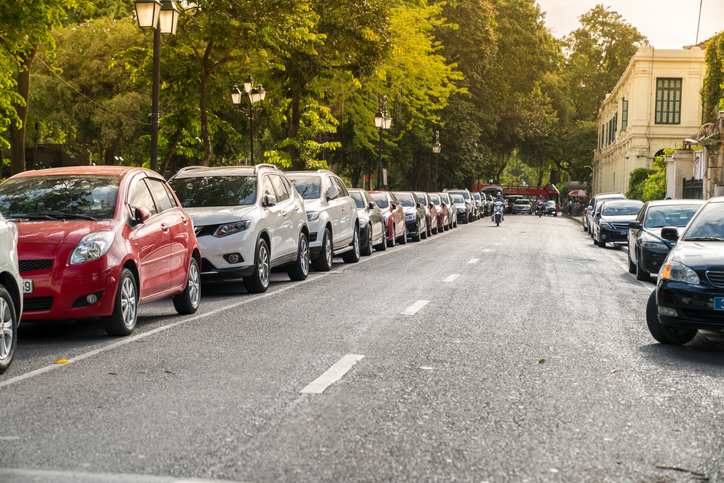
[701,33,724,124]
[626,167,655,200]
[641,150,671,202]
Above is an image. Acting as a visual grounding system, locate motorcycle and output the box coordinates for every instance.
[536,202,544,218]
[493,203,504,226]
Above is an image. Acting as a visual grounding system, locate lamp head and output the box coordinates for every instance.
[159,1,180,35]
[134,0,162,30]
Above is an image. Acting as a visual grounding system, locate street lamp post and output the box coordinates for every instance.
[134,0,179,172]
[232,75,266,165]
[432,131,441,191]
[374,94,392,190]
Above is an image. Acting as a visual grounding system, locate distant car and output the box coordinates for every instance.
[586,192,626,235]
[445,189,475,222]
[592,199,644,248]
[511,199,531,214]
[287,170,360,271]
[438,192,457,229]
[505,195,523,214]
[449,193,469,223]
[370,191,406,247]
[170,164,310,293]
[471,192,484,219]
[428,193,449,231]
[0,166,201,336]
[0,213,21,374]
[348,188,386,255]
[414,191,438,236]
[393,191,427,242]
[627,199,705,281]
[543,200,557,216]
[646,196,724,345]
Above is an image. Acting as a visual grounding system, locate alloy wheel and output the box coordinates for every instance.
[259,244,270,287]
[325,235,333,267]
[300,236,309,275]
[188,262,201,308]
[121,276,137,329]
[0,298,12,362]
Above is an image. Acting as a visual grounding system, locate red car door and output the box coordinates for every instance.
[127,177,170,298]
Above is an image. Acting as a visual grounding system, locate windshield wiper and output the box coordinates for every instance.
[684,237,724,242]
[11,212,99,221]
[8,214,56,220]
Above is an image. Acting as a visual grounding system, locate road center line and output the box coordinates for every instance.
[400,300,430,316]
[299,354,365,394]
[468,258,479,264]
[443,274,460,283]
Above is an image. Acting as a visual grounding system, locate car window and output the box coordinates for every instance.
[289,177,321,200]
[450,194,464,203]
[282,176,294,199]
[349,191,365,209]
[129,178,158,216]
[170,176,256,207]
[430,194,440,205]
[146,178,174,213]
[684,202,724,240]
[270,175,290,202]
[370,193,389,208]
[645,204,703,228]
[261,176,275,200]
[162,183,178,208]
[323,177,334,198]
[332,177,349,197]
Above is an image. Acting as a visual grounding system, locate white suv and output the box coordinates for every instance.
[169,164,310,293]
[0,213,22,374]
[286,170,360,271]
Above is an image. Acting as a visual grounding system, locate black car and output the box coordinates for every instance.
[627,199,705,281]
[592,200,643,248]
[393,191,427,242]
[647,197,724,345]
[585,192,626,235]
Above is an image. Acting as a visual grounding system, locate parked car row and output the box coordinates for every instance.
[0,164,483,374]
[582,191,724,348]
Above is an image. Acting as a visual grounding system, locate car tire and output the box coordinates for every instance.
[635,252,651,281]
[343,225,361,263]
[628,250,636,274]
[0,285,18,374]
[646,291,697,345]
[361,225,373,256]
[103,268,138,336]
[173,257,201,314]
[312,228,333,271]
[398,225,408,244]
[244,238,271,293]
[413,222,421,242]
[375,225,387,252]
[288,232,310,280]
[387,225,396,248]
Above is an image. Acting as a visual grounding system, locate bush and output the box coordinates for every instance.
[626,168,654,200]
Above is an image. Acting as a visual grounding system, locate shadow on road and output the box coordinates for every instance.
[640,335,724,378]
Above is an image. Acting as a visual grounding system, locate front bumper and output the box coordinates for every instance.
[599,226,628,243]
[196,225,256,279]
[640,247,671,274]
[657,280,724,331]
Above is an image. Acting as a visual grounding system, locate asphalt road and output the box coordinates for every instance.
[2,214,724,483]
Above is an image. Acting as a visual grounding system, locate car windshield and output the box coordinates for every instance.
[545,200,555,206]
[601,202,643,216]
[414,193,427,204]
[0,175,120,220]
[450,194,464,204]
[514,200,529,205]
[170,176,256,207]
[473,194,481,201]
[289,177,321,200]
[395,193,416,208]
[683,202,724,240]
[429,194,440,205]
[645,204,703,228]
[349,191,365,209]
[371,193,389,208]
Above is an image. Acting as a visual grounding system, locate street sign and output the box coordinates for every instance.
[383,168,387,186]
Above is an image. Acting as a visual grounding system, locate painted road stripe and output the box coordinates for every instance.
[443,274,460,283]
[468,258,479,264]
[300,354,365,394]
[0,468,239,482]
[482,249,491,253]
[401,300,430,316]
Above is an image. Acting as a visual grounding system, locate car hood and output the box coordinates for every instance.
[302,198,326,212]
[403,207,416,215]
[669,241,724,271]
[184,206,257,225]
[16,220,114,246]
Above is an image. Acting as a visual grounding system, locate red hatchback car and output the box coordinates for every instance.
[0,166,201,336]
[369,191,407,247]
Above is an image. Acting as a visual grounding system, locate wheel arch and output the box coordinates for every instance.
[0,272,21,318]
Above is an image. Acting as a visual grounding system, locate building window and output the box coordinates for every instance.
[613,113,617,141]
[655,78,682,124]
[621,99,628,131]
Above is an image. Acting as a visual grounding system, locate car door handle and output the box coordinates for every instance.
[161,223,169,233]
[181,215,188,224]
[281,210,287,217]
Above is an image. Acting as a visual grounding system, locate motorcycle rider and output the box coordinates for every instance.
[536,196,545,215]
[491,193,505,222]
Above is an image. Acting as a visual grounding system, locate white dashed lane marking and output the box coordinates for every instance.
[443,274,460,283]
[300,354,365,394]
[400,300,430,316]
[468,258,479,264]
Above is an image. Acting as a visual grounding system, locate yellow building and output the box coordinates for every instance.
[591,45,706,195]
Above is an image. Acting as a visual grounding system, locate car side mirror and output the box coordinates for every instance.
[368,201,375,211]
[628,221,642,229]
[263,194,277,207]
[661,227,679,242]
[416,202,421,208]
[587,206,593,211]
[390,202,396,210]
[429,203,434,210]
[327,185,339,200]
[134,206,151,224]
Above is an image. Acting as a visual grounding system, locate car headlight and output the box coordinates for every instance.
[70,231,115,265]
[642,240,668,250]
[660,262,700,285]
[601,222,614,230]
[307,212,319,222]
[405,214,414,221]
[214,221,250,237]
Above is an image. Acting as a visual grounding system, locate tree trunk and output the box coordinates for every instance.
[162,129,183,177]
[9,46,38,175]
[199,76,213,166]
[288,97,302,170]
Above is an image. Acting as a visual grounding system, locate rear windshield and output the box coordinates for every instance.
[370,193,389,208]
[289,178,321,200]
[170,176,256,207]
[601,202,643,216]
[0,175,120,220]
[683,202,724,240]
[349,191,365,209]
[645,204,703,228]
[395,193,416,208]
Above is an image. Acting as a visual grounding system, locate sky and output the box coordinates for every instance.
[536,0,724,49]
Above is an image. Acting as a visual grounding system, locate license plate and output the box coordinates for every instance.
[715,298,724,311]
[620,230,628,236]
[23,279,33,294]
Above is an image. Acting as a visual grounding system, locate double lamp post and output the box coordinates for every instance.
[231,76,266,165]
[374,95,392,190]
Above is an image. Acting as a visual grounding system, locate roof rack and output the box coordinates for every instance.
[254,163,279,173]
[316,169,333,174]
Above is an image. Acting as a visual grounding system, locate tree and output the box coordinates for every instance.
[0,0,73,174]
[701,33,724,124]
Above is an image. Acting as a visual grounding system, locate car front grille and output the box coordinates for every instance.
[680,308,724,322]
[23,296,54,312]
[706,271,724,288]
[195,225,219,237]
[611,223,629,230]
[19,259,53,273]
